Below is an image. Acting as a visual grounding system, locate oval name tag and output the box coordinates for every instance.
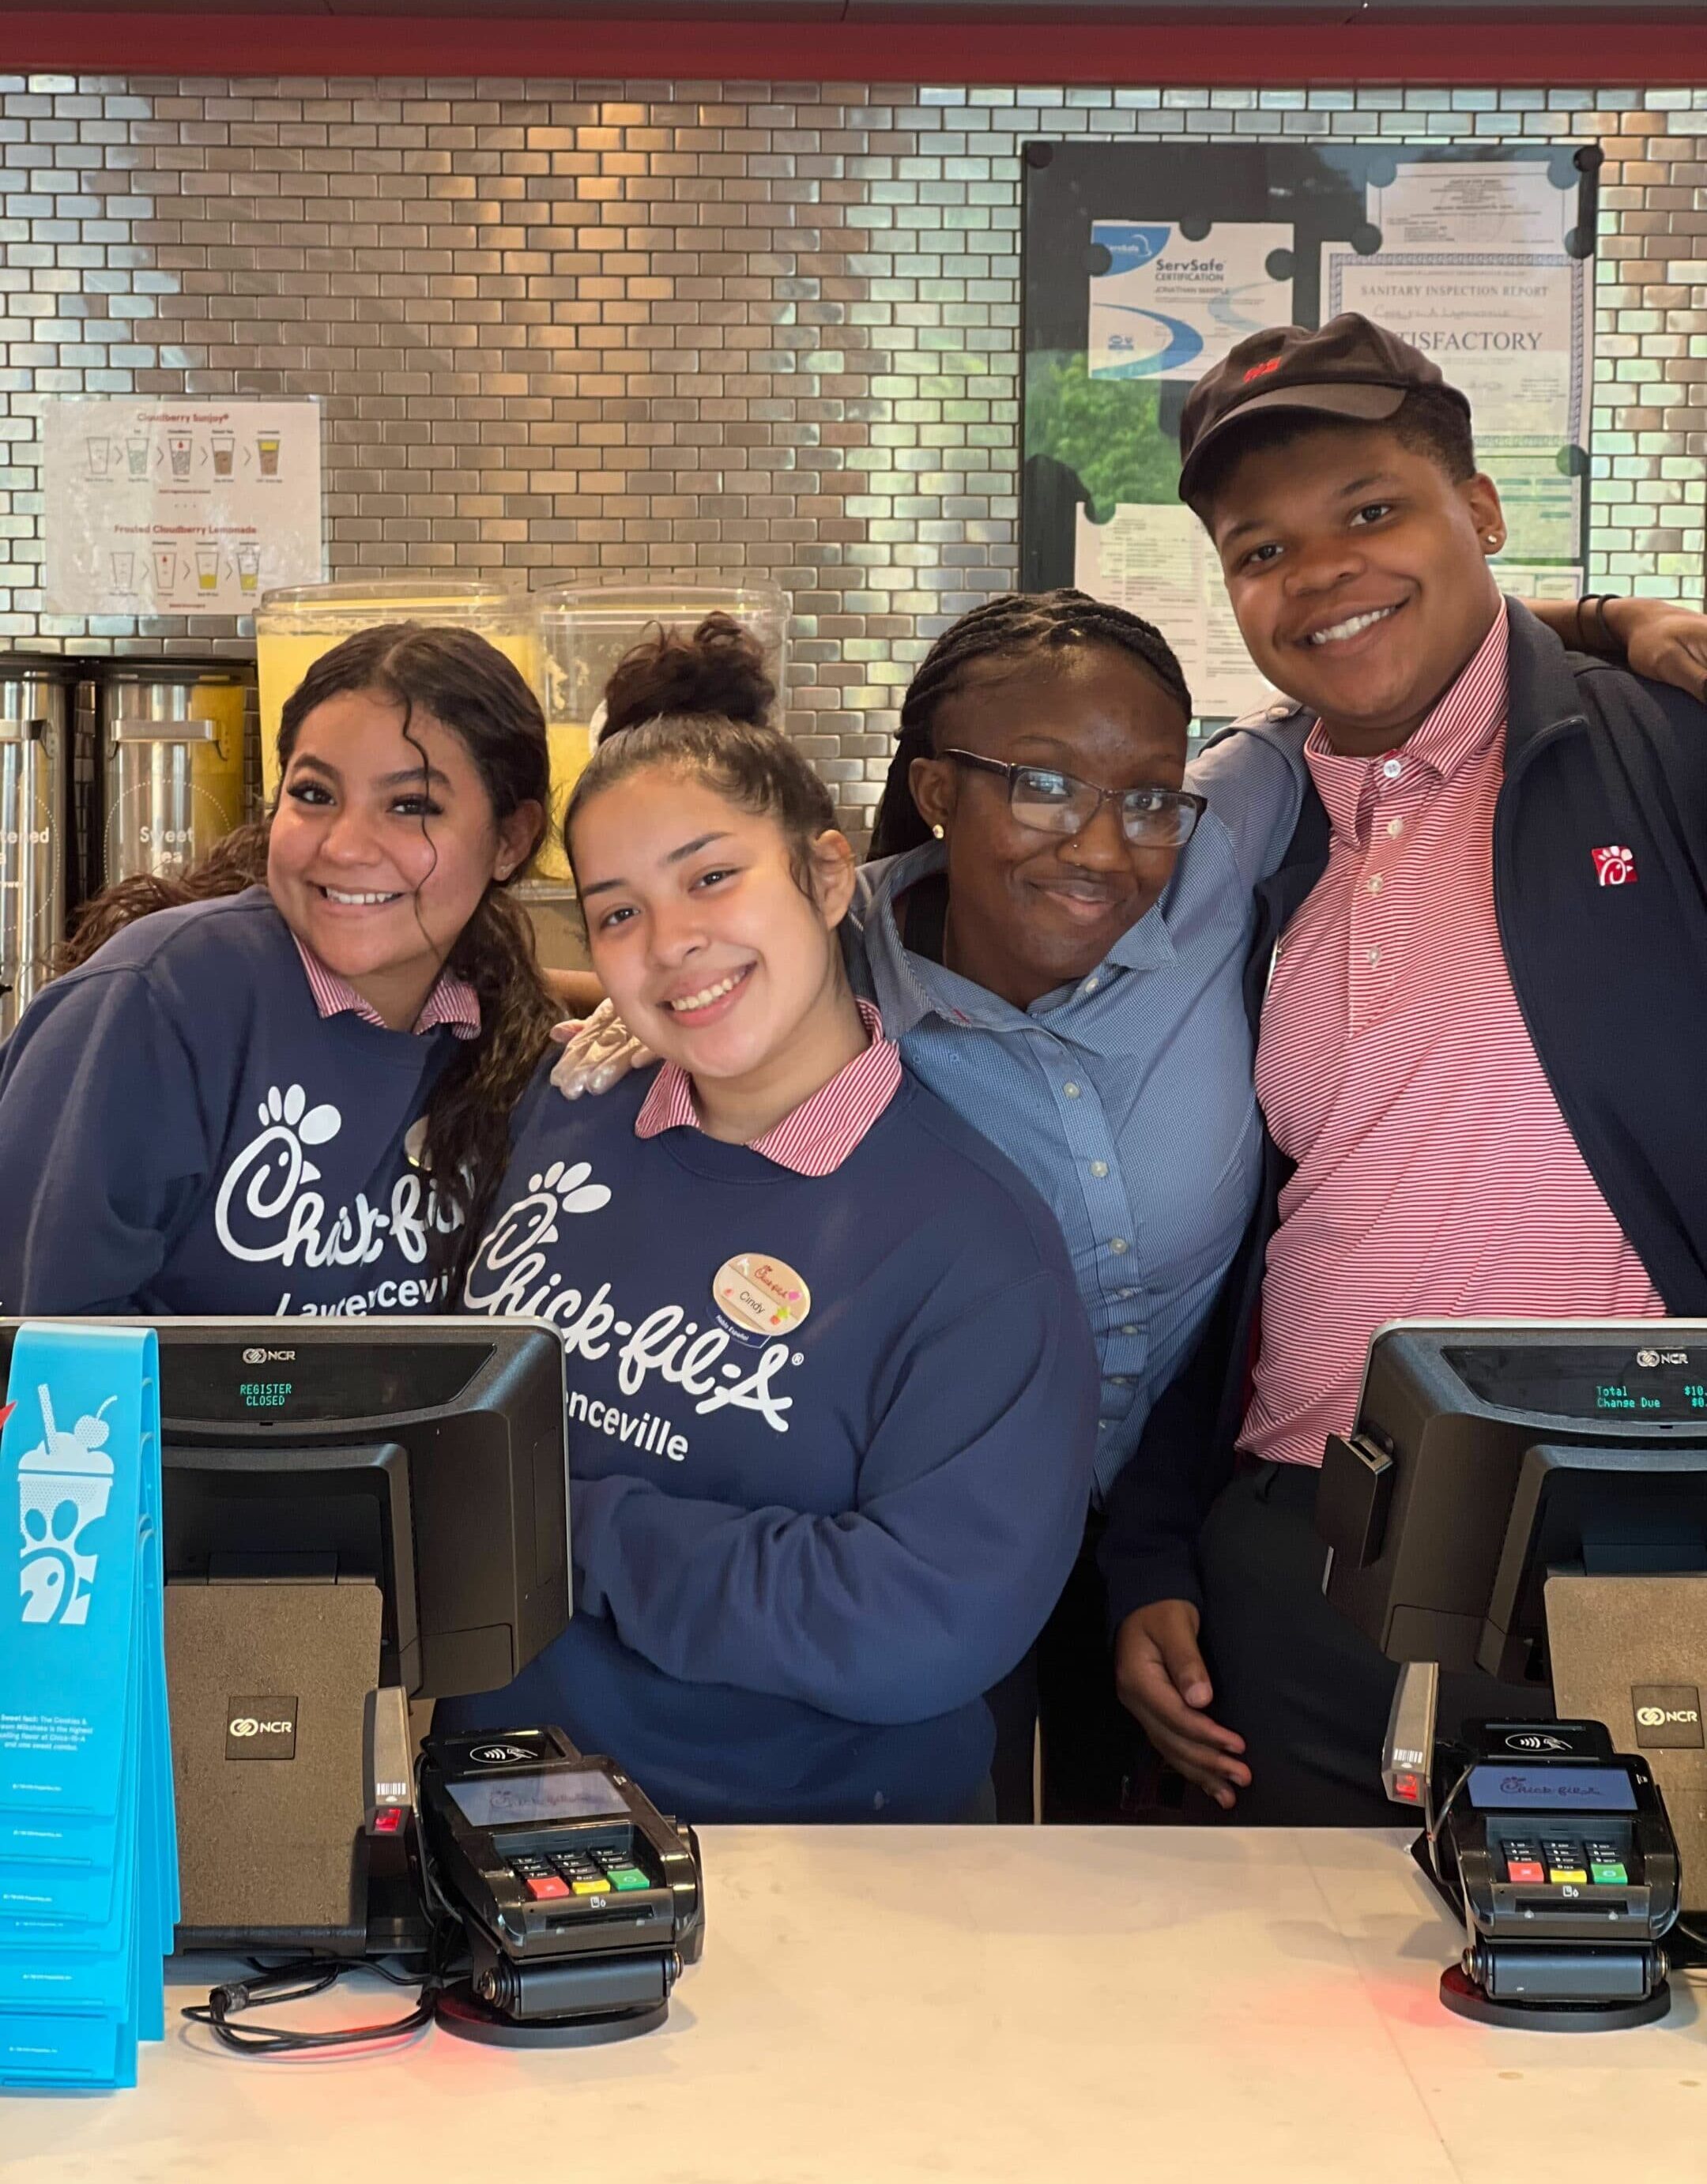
[713,1253,812,1343]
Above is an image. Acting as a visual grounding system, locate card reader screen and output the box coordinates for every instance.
[447,1770,630,1828]
[1468,1765,1637,1813]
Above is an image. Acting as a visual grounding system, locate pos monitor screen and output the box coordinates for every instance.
[1316,1321,1707,1682]
[0,1315,569,1698]
[0,1314,569,1952]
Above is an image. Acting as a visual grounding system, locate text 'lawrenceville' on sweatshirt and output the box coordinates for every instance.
[0,890,466,1318]
[443,1057,1099,1823]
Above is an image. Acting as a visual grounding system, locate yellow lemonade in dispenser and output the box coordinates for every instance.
[537,717,593,884]
[254,582,543,804]
[533,584,790,885]
[96,660,254,880]
[187,666,251,836]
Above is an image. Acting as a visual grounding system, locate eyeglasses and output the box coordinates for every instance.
[940,750,1208,849]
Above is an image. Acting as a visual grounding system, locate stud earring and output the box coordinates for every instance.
[932,823,945,840]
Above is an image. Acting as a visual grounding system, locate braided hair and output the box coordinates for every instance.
[868,589,1194,859]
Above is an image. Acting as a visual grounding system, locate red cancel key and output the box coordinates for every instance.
[526,1874,570,1900]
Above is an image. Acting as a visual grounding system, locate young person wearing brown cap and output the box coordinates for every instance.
[547,329,1707,1824]
[1103,313,1707,1824]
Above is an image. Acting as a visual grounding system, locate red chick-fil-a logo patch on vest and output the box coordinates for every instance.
[1592,844,1638,887]
[714,1254,812,1346]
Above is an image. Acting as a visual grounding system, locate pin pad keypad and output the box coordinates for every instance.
[506,1845,653,1902]
[1493,1823,1634,1888]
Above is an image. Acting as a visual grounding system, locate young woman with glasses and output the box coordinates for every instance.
[553,592,1290,1817]
[551,581,1707,1820]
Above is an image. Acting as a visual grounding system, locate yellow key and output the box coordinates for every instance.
[1548,1867,1588,1886]
[571,1878,611,1897]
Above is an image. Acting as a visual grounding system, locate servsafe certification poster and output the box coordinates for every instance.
[41,396,323,617]
[1088,221,1293,382]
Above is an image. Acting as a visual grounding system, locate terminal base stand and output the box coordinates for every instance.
[165,1575,383,1955]
[1547,1570,1707,1919]
[434,1983,670,2047]
[435,1937,680,2046]
[1411,1834,1677,2030]
[1438,1964,1671,2033]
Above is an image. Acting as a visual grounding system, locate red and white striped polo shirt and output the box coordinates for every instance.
[635,998,903,1176]
[1242,603,1663,1470]
[292,934,481,1040]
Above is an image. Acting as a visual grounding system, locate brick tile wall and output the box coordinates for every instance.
[2,74,1704,834]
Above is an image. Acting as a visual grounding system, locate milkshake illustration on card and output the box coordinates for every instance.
[17,1385,116,1627]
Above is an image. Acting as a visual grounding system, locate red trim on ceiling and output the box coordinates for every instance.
[0,14,1697,88]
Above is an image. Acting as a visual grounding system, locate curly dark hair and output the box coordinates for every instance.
[55,819,271,975]
[58,623,556,1294]
[868,588,1194,859]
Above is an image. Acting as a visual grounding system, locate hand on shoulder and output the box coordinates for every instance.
[548,996,656,1099]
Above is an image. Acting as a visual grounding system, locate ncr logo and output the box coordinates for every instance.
[1632,1685,1704,1749]
[226,1696,299,1760]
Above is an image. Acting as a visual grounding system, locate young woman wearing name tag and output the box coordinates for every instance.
[443,704,1099,1824]
[0,626,553,1318]
[550,580,1707,1823]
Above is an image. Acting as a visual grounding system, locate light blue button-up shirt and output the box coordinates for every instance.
[843,728,1299,1498]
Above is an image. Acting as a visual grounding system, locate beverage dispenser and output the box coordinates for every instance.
[253,581,542,804]
[96,660,253,886]
[532,583,790,885]
[0,653,77,1037]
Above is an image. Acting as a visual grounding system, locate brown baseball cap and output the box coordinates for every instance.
[1177,312,1470,504]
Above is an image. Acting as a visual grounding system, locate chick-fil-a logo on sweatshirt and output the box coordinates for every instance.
[462,1159,800,1433]
[213,1083,458,1269]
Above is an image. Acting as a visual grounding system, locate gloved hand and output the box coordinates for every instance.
[548,997,655,1098]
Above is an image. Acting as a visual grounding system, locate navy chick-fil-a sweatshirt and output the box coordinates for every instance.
[445,1059,1099,1822]
[0,889,467,1318]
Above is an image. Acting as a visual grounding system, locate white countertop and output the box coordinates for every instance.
[7,1827,1706,2182]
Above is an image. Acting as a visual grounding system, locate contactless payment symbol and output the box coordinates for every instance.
[713,1254,812,1346]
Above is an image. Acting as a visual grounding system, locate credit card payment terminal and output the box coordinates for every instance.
[418,1727,704,2046]
[1428,1719,1680,2028]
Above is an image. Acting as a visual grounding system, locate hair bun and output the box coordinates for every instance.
[601,610,776,739]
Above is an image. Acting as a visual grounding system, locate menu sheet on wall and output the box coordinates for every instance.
[41,397,322,617]
[1075,503,1283,723]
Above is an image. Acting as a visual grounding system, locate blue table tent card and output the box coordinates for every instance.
[0,1323,176,2090]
